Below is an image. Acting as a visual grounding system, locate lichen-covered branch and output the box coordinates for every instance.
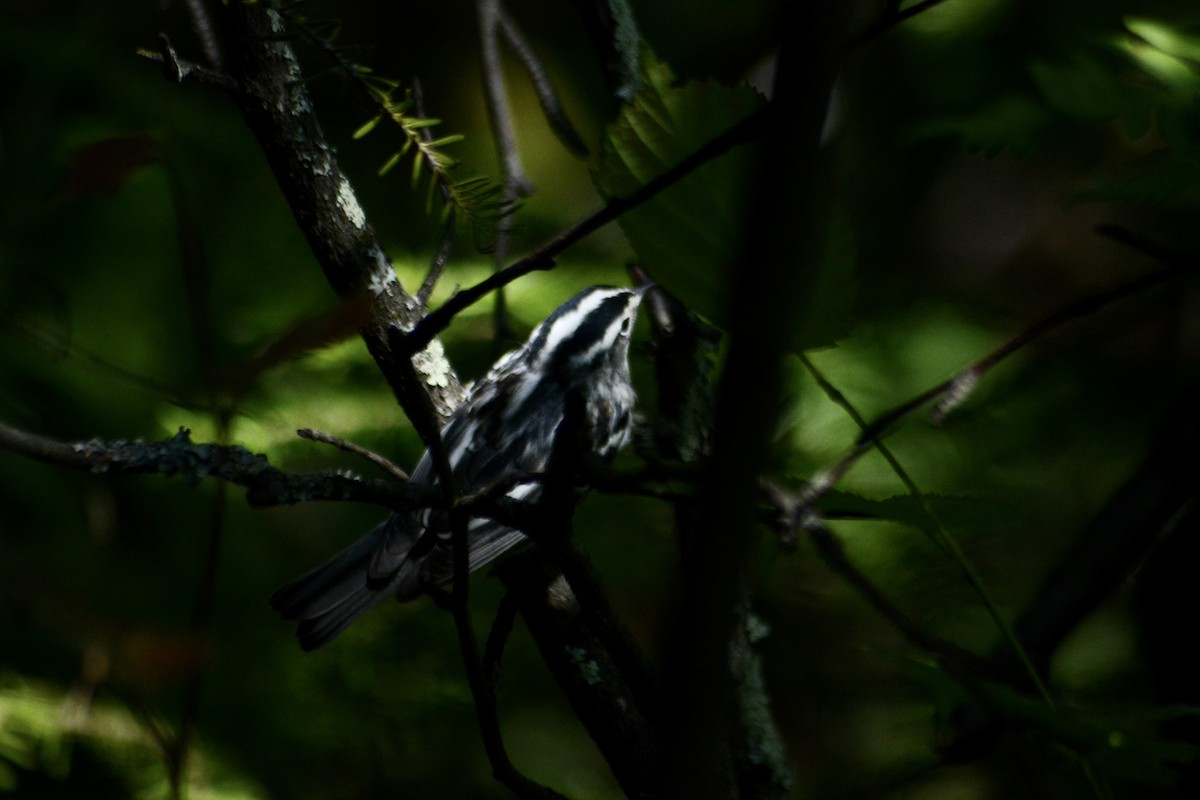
[215,3,463,421]
[0,421,419,510]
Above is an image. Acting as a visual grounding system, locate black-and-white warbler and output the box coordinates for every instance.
[272,285,645,649]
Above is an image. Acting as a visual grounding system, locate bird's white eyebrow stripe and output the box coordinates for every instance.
[536,289,627,362]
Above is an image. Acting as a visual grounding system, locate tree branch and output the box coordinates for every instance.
[181,0,224,70]
[500,561,663,798]
[136,34,239,92]
[297,427,410,481]
[213,3,464,422]
[476,0,535,199]
[0,421,421,510]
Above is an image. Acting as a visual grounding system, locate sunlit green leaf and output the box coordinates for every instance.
[1125,17,1200,65]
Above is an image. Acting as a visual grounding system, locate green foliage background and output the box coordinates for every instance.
[2,1,1200,798]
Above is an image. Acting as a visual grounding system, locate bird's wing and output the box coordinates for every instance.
[370,384,562,586]
[414,481,541,587]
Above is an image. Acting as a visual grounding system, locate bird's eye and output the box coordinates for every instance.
[620,317,631,335]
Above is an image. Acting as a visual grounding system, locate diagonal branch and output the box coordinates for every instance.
[297,427,410,481]
[495,4,589,157]
[213,3,464,422]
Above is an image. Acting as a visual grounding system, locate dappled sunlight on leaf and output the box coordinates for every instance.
[1121,17,1200,98]
[781,305,1000,478]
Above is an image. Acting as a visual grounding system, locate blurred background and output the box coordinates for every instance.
[2,0,1200,797]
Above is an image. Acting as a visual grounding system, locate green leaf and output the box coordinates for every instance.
[594,56,856,350]
[1117,23,1200,99]
[1125,17,1200,66]
[593,57,766,334]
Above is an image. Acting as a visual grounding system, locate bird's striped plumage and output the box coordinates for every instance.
[272,286,643,650]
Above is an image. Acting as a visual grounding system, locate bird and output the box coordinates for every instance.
[271,284,645,650]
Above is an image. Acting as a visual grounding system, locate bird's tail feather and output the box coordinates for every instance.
[270,524,403,651]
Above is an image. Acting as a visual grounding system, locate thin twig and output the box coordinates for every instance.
[476,0,536,198]
[483,588,523,691]
[418,212,456,309]
[182,0,224,70]
[297,428,410,481]
[1097,222,1200,268]
[136,34,239,92]
[171,419,229,799]
[496,4,589,157]
[0,420,91,469]
[167,151,227,799]
[476,0,530,345]
[0,318,201,411]
[788,244,1197,502]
